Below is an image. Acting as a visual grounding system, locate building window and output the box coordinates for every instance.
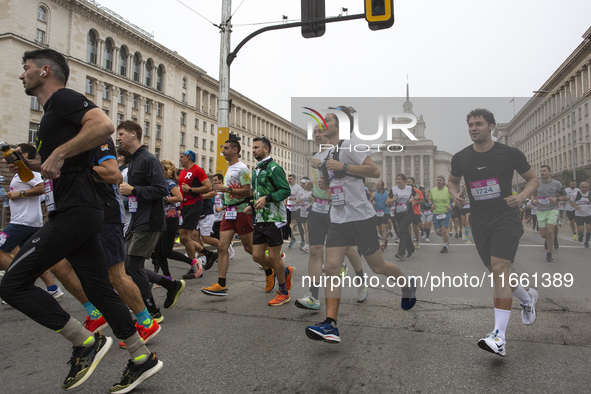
[195,118,199,129]
[103,39,113,70]
[156,124,161,140]
[36,29,45,44]
[182,77,187,89]
[156,65,164,92]
[118,90,125,105]
[210,141,214,151]
[180,132,185,146]
[132,95,138,109]
[201,157,205,169]
[118,47,127,76]
[87,31,97,64]
[131,116,137,122]
[29,122,39,143]
[180,112,186,125]
[145,59,153,87]
[144,121,150,137]
[182,92,186,103]
[155,148,160,160]
[210,124,214,134]
[203,121,207,132]
[37,6,46,22]
[202,139,207,149]
[209,158,213,173]
[145,100,150,113]
[194,136,199,147]
[132,53,141,82]
[85,78,93,95]
[102,84,110,100]
[116,113,124,126]
[103,109,109,117]
[156,102,162,117]
[30,96,41,111]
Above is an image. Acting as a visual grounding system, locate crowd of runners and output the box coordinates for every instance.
[0,48,589,393]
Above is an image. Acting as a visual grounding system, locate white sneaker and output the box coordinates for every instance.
[228,243,235,260]
[357,286,369,303]
[478,330,506,356]
[425,238,430,243]
[421,234,426,239]
[47,287,64,299]
[294,292,320,310]
[521,288,539,325]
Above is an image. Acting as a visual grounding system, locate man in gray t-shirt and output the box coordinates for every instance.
[534,165,566,261]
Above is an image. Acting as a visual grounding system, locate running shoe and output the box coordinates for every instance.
[202,251,219,271]
[150,311,163,323]
[181,265,198,280]
[62,332,113,390]
[109,352,163,393]
[83,315,108,333]
[546,253,554,262]
[286,266,296,292]
[340,264,348,276]
[119,320,161,349]
[295,293,321,310]
[586,242,590,249]
[401,277,416,310]
[357,286,369,303]
[421,234,426,239]
[478,329,506,357]
[174,237,180,244]
[288,238,297,248]
[388,230,393,238]
[164,279,186,309]
[394,237,400,244]
[265,269,275,293]
[521,288,539,325]
[407,251,414,258]
[47,287,64,299]
[574,233,579,241]
[395,254,405,260]
[268,291,290,306]
[415,240,420,249]
[464,235,469,242]
[305,321,340,343]
[425,238,430,243]
[201,282,228,296]
[259,265,264,270]
[554,236,559,249]
[300,245,309,253]
[228,243,235,260]
[440,246,448,253]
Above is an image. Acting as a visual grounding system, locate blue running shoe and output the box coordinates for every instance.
[305,321,340,343]
[401,277,416,310]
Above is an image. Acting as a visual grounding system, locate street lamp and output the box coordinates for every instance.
[533,89,576,183]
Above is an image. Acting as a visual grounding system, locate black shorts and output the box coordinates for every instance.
[575,216,591,226]
[100,223,126,267]
[326,217,380,257]
[212,220,221,240]
[253,222,285,247]
[290,209,301,222]
[375,213,390,226]
[308,210,331,246]
[470,209,524,267]
[451,206,461,218]
[461,208,471,215]
[412,214,421,226]
[180,201,203,230]
[567,210,576,221]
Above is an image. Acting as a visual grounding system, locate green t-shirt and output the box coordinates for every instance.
[430,186,452,215]
[252,158,291,223]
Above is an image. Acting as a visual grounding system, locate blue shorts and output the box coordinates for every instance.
[433,212,451,230]
[100,223,126,267]
[0,224,41,253]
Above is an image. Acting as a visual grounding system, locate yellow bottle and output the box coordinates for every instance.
[1,142,34,182]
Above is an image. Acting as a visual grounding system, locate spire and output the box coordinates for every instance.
[406,81,409,102]
[403,79,413,114]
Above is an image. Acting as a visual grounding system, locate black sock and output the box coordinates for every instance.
[325,317,337,326]
[264,268,273,276]
[158,276,177,291]
[146,298,158,314]
[218,278,227,287]
[310,284,319,299]
[355,269,364,278]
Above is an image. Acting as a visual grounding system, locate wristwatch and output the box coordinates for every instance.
[227,187,232,193]
[20,190,25,198]
[342,163,350,172]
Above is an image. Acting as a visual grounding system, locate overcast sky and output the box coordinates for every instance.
[94,0,591,154]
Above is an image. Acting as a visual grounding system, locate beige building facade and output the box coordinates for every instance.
[0,0,308,178]
[498,26,591,185]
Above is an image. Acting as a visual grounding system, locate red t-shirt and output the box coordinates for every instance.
[178,164,208,207]
[412,187,424,215]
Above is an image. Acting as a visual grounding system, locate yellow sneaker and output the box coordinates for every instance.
[201,282,228,296]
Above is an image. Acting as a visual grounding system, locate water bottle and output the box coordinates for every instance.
[0,187,9,207]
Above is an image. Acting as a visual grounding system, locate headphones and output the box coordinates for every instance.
[132,134,135,139]
[40,71,46,76]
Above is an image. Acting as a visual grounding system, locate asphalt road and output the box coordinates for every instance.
[1,222,590,393]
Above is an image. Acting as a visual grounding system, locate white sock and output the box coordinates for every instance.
[444,242,449,247]
[493,308,511,340]
[512,285,531,305]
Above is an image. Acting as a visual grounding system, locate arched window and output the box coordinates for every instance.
[132,53,141,82]
[87,30,97,64]
[145,59,153,87]
[156,65,164,92]
[118,46,127,76]
[37,6,47,22]
[103,39,113,70]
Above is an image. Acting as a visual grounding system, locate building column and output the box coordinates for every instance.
[587,62,591,93]
[125,91,133,120]
[111,86,119,126]
[430,154,434,189]
[96,39,104,68]
[113,47,119,73]
[420,155,425,188]
[150,104,157,152]
[127,54,133,80]
[94,80,103,108]
[140,61,146,85]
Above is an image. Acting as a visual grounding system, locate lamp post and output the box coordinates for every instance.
[533,89,576,183]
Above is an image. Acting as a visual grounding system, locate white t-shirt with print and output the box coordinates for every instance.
[571,190,591,217]
[564,187,579,212]
[390,185,414,214]
[9,171,43,227]
[288,184,303,211]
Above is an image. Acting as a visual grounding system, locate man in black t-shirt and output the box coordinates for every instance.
[448,108,540,358]
[0,49,161,392]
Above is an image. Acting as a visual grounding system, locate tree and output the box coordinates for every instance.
[561,169,590,185]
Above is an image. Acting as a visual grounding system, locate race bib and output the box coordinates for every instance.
[463,203,471,209]
[128,196,138,213]
[225,206,237,220]
[330,186,346,206]
[436,213,447,220]
[470,178,501,201]
[376,210,384,217]
[0,232,8,247]
[390,206,396,215]
[396,202,408,212]
[312,198,330,214]
[538,196,551,205]
[422,210,432,215]
[43,179,55,212]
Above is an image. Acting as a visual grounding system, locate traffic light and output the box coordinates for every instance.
[364,0,394,31]
[301,0,325,38]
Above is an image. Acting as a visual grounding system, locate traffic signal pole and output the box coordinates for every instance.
[216,0,232,175]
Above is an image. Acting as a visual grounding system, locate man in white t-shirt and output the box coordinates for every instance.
[564,179,579,240]
[0,143,63,298]
[287,174,305,248]
[304,106,416,344]
[570,181,591,248]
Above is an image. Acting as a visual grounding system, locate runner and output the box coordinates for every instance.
[370,180,390,251]
[564,180,580,240]
[460,184,471,242]
[535,165,566,262]
[304,107,416,343]
[388,173,419,259]
[528,194,539,232]
[188,189,221,278]
[569,181,591,248]
[405,177,424,248]
[420,189,433,243]
[117,147,132,235]
[203,139,259,296]
[0,48,161,392]
[244,136,295,306]
[448,108,539,357]
[430,175,453,253]
[298,178,312,253]
[287,174,305,249]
